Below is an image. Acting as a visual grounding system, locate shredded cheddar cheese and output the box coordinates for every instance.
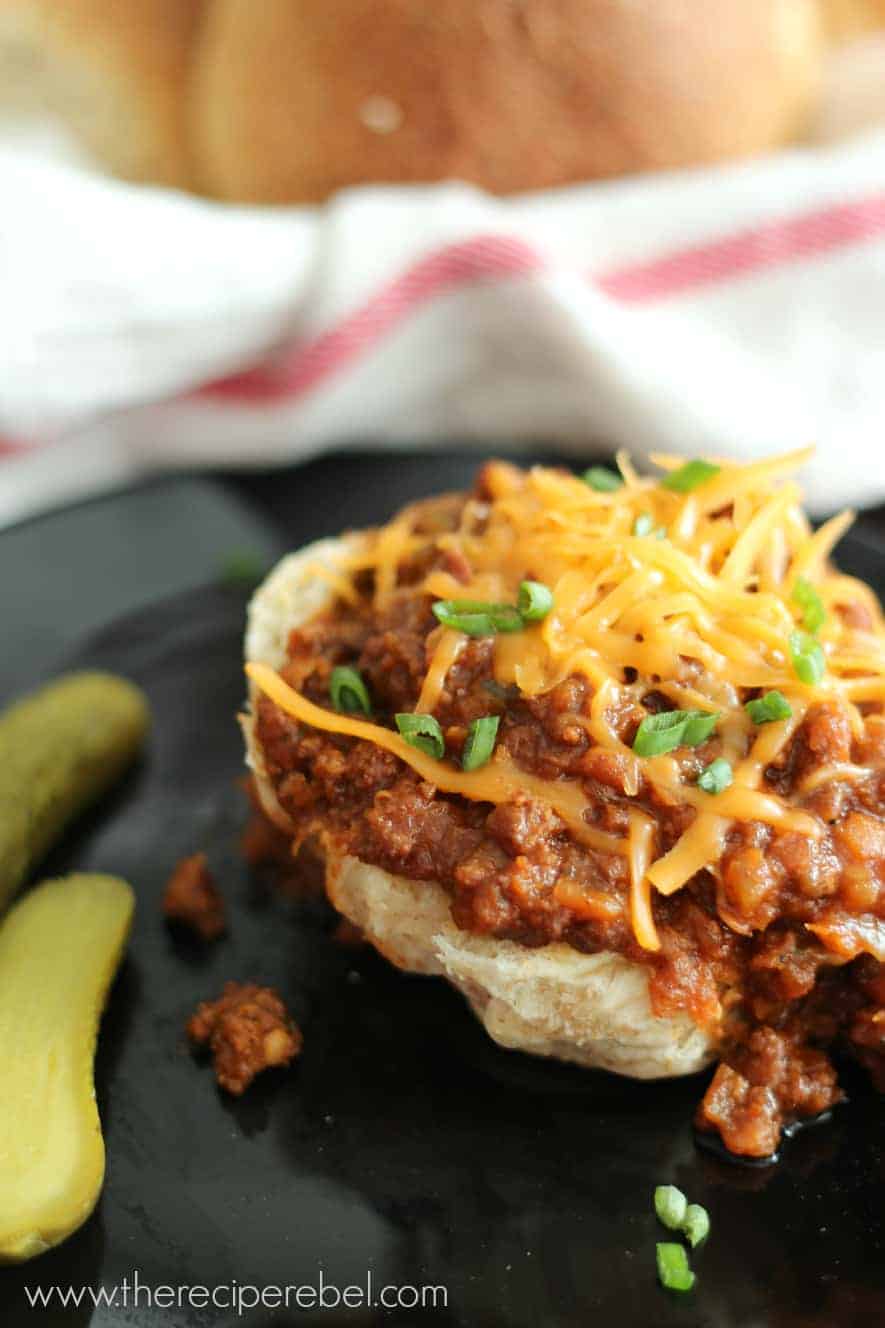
[628,812,659,951]
[248,450,885,953]
[417,629,467,715]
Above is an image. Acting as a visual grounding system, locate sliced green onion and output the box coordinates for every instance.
[683,1204,710,1249]
[745,690,792,724]
[681,711,720,745]
[633,513,654,537]
[395,713,445,760]
[518,580,553,622]
[583,466,622,492]
[330,666,372,716]
[697,757,733,795]
[656,1243,695,1293]
[660,459,720,493]
[433,599,524,637]
[789,630,825,686]
[219,548,267,588]
[633,709,719,757]
[654,1185,687,1231]
[462,715,500,771]
[792,576,826,635]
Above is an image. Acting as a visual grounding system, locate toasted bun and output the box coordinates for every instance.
[243,536,716,1080]
[0,0,204,186]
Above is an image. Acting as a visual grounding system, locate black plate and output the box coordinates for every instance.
[0,454,883,1328]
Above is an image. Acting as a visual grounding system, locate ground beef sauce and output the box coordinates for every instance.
[253,464,884,1159]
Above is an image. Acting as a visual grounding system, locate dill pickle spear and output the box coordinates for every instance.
[0,672,149,911]
[0,873,135,1262]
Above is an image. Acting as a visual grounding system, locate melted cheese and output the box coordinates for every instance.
[249,449,885,956]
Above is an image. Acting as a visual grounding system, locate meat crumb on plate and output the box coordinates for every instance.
[163,852,226,941]
[187,981,302,1095]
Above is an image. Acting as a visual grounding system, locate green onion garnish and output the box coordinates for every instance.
[329,666,372,716]
[633,709,719,757]
[789,629,826,685]
[654,1185,687,1231]
[660,459,720,493]
[697,757,733,795]
[681,712,721,745]
[683,1204,710,1249]
[433,599,524,637]
[395,713,445,759]
[792,576,826,635]
[633,513,654,537]
[219,549,267,588]
[462,715,500,771]
[517,580,553,622]
[745,690,792,724]
[656,1243,695,1293]
[583,466,622,492]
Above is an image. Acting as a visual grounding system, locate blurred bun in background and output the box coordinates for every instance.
[817,31,885,139]
[0,0,205,186]
[821,0,885,37]
[0,0,873,203]
[817,0,885,143]
[191,0,824,202]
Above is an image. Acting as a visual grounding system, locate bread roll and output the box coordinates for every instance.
[0,0,205,186]
[193,0,824,204]
[242,537,716,1080]
[1,0,825,201]
[815,31,885,141]
[821,0,885,38]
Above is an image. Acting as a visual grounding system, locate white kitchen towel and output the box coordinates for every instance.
[2,127,885,527]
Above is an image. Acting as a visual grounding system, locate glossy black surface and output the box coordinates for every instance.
[0,454,882,1327]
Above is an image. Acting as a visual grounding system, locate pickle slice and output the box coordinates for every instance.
[0,873,135,1262]
[0,672,149,911]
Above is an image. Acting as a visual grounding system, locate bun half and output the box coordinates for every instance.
[244,537,716,1080]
